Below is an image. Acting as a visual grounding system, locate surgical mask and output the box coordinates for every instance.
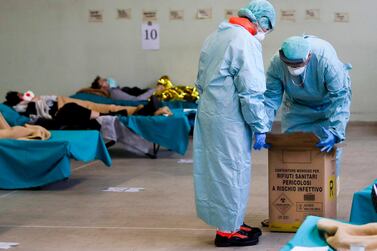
[288,66,306,76]
[107,78,118,88]
[254,32,266,42]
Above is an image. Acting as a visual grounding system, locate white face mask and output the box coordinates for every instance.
[288,66,306,76]
[254,32,266,42]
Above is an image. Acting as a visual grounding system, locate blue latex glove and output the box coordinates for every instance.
[315,127,336,152]
[253,133,270,150]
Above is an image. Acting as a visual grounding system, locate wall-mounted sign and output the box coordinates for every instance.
[142,23,160,50]
[225,9,238,19]
[170,10,184,21]
[280,10,296,22]
[89,10,103,22]
[117,9,131,20]
[334,12,350,23]
[196,8,212,20]
[143,10,157,22]
[305,9,320,20]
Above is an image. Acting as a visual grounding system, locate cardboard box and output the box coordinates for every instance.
[267,132,337,232]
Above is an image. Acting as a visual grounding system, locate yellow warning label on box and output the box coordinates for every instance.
[329,176,336,200]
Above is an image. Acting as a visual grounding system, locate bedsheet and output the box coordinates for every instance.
[282,179,377,251]
[0,130,111,189]
[280,216,334,251]
[350,179,377,224]
[49,130,112,166]
[119,109,191,155]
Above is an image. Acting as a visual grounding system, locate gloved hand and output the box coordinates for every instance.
[253,133,270,150]
[316,127,336,152]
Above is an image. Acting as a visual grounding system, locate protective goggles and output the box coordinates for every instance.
[279,49,310,68]
[257,17,272,34]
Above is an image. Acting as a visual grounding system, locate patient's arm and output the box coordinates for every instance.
[0,112,11,129]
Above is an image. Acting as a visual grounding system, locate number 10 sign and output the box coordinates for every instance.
[141,23,160,50]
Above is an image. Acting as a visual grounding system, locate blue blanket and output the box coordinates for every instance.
[350,179,377,224]
[119,109,191,155]
[280,216,334,251]
[70,93,198,109]
[0,130,111,189]
[0,140,71,189]
[0,104,30,126]
[282,180,377,250]
[49,130,112,166]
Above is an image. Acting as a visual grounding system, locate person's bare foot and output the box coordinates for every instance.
[154,106,173,116]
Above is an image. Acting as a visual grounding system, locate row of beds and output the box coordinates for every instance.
[0,93,197,189]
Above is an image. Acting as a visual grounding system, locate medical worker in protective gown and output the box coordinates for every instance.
[264,35,352,196]
[193,0,276,247]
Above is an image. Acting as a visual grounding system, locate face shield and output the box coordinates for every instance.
[279,49,310,68]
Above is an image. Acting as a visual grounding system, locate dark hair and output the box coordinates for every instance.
[91,76,101,89]
[4,91,22,107]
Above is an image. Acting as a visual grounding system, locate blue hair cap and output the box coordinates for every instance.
[238,0,276,29]
[281,36,311,61]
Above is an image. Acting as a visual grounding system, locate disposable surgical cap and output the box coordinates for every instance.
[238,0,276,30]
[281,36,311,62]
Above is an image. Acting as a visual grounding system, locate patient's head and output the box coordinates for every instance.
[91,76,109,90]
[4,91,23,107]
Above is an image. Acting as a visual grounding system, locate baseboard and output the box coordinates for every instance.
[348,121,377,126]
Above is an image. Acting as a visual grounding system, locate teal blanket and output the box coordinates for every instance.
[0,130,111,189]
[280,216,334,251]
[282,179,377,250]
[49,130,112,166]
[0,104,30,126]
[350,179,377,224]
[119,109,191,155]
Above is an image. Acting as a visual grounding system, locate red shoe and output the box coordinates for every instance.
[240,222,262,238]
[214,230,259,247]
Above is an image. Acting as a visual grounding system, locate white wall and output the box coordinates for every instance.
[0,0,376,120]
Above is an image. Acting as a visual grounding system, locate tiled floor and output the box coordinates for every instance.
[0,124,376,251]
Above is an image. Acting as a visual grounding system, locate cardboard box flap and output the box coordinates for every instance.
[266,132,319,148]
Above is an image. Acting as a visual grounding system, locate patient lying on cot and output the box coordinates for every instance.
[77,76,162,101]
[3,91,173,130]
[0,112,51,140]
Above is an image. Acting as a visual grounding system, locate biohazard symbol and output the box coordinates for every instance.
[273,193,293,215]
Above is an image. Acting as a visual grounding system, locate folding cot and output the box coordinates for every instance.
[0,104,111,189]
[70,93,193,155]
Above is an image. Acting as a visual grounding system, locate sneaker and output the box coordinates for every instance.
[240,222,262,238]
[214,230,259,247]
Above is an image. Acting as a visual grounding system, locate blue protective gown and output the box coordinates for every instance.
[193,21,269,232]
[264,36,352,179]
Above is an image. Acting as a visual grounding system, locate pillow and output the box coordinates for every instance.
[0,103,30,126]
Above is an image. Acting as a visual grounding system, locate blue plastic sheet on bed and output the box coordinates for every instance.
[49,130,112,166]
[350,179,377,224]
[0,104,30,126]
[119,109,191,155]
[281,180,377,251]
[70,93,198,109]
[0,130,111,189]
[280,216,334,251]
[0,140,71,189]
